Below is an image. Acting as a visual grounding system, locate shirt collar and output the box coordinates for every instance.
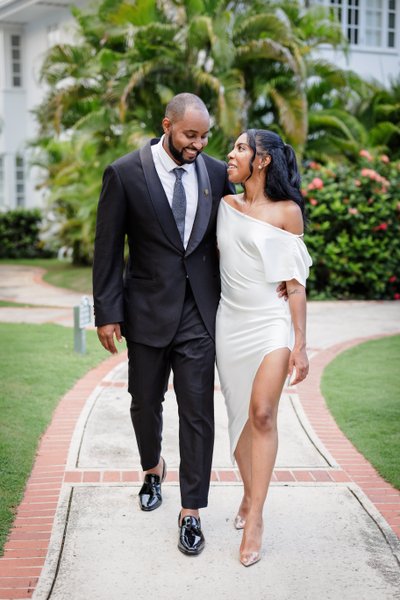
[156,135,195,175]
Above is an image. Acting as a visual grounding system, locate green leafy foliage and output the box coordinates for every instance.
[303,152,400,299]
[32,0,348,264]
[0,209,52,259]
[31,0,400,273]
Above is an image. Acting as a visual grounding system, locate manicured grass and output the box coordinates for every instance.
[321,335,400,490]
[0,301,56,308]
[0,258,92,294]
[0,323,109,555]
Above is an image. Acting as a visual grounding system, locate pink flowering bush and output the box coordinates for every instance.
[302,153,400,299]
[359,149,373,161]
[307,177,324,191]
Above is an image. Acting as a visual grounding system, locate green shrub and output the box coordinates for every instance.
[302,152,400,299]
[0,209,52,259]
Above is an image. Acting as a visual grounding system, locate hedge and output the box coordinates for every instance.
[302,152,400,300]
[0,209,51,259]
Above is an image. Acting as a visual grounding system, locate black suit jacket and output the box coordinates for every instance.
[93,139,234,346]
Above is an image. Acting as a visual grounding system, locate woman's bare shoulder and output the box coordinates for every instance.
[281,200,304,235]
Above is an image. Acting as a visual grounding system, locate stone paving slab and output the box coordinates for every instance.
[74,384,334,471]
[306,300,400,350]
[33,485,400,600]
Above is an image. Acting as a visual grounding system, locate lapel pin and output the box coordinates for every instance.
[204,189,209,196]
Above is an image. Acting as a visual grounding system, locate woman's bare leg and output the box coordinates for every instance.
[240,348,289,565]
[233,421,252,526]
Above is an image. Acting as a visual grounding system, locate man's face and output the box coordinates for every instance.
[162,108,210,165]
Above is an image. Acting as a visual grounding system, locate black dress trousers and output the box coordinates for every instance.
[127,283,215,509]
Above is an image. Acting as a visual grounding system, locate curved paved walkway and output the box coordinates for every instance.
[0,266,399,599]
[0,265,92,327]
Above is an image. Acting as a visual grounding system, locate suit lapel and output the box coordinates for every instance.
[185,154,212,257]
[139,141,183,251]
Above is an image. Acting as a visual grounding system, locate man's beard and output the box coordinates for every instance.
[167,133,200,164]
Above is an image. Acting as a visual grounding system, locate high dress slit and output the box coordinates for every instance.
[216,199,313,463]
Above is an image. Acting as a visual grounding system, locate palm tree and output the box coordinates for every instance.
[233,0,345,157]
[305,63,372,162]
[304,71,400,163]
[355,77,400,159]
[33,0,246,261]
[31,0,362,262]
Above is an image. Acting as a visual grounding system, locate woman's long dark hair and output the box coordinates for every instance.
[244,129,306,221]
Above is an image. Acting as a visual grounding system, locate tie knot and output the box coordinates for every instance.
[173,168,185,181]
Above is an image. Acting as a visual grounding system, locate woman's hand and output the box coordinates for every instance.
[276,281,288,300]
[288,345,309,385]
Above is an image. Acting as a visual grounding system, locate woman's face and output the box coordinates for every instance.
[227,133,260,184]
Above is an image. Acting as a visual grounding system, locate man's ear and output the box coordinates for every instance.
[162,117,171,134]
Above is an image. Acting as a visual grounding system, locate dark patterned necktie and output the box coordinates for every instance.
[172,168,187,242]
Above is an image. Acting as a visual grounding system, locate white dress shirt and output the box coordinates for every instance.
[151,136,198,249]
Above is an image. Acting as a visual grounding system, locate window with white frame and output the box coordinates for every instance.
[15,156,25,207]
[328,0,360,44]
[11,34,22,87]
[313,0,397,48]
[387,0,396,47]
[366,0,384,47]
[0,156,4,206]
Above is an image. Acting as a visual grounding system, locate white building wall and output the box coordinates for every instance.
[318,45,400,86]
[23,10,76,208]
[312,0,400,86]
[0,25,27,209]
[24,11,75,138]
[0,1,81,210]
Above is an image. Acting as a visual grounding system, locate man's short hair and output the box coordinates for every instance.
[165,93,209,122]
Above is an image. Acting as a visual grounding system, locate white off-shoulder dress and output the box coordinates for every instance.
[216,199,312,462]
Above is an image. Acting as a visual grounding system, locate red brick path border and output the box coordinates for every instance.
[0,335,399,599]
[0,352,126,600]
[296,334,400,539]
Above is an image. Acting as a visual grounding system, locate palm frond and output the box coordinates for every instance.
[233,12,291,44]
[369,122,400,146]
[236,39,299,75]
[309,112,356,139]
[268,87,307,151]
[106,0,159,26]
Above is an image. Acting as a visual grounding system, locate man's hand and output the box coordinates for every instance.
[276,281,288,300]
[97,323,123,354]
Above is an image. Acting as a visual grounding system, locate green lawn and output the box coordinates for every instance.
[0,300,59,308]
[321,335,400,490]
[0,258,92,295]
[0,323,109,555]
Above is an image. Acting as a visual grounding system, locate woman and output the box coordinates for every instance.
[216,129,312,567]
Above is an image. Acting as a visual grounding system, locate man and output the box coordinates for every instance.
[93,93,234,556]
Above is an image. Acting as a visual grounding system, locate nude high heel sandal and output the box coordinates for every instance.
[240,550,261,567]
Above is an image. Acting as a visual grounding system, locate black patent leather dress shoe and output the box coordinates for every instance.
[138,457,166,512]
[177,513,205,556]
